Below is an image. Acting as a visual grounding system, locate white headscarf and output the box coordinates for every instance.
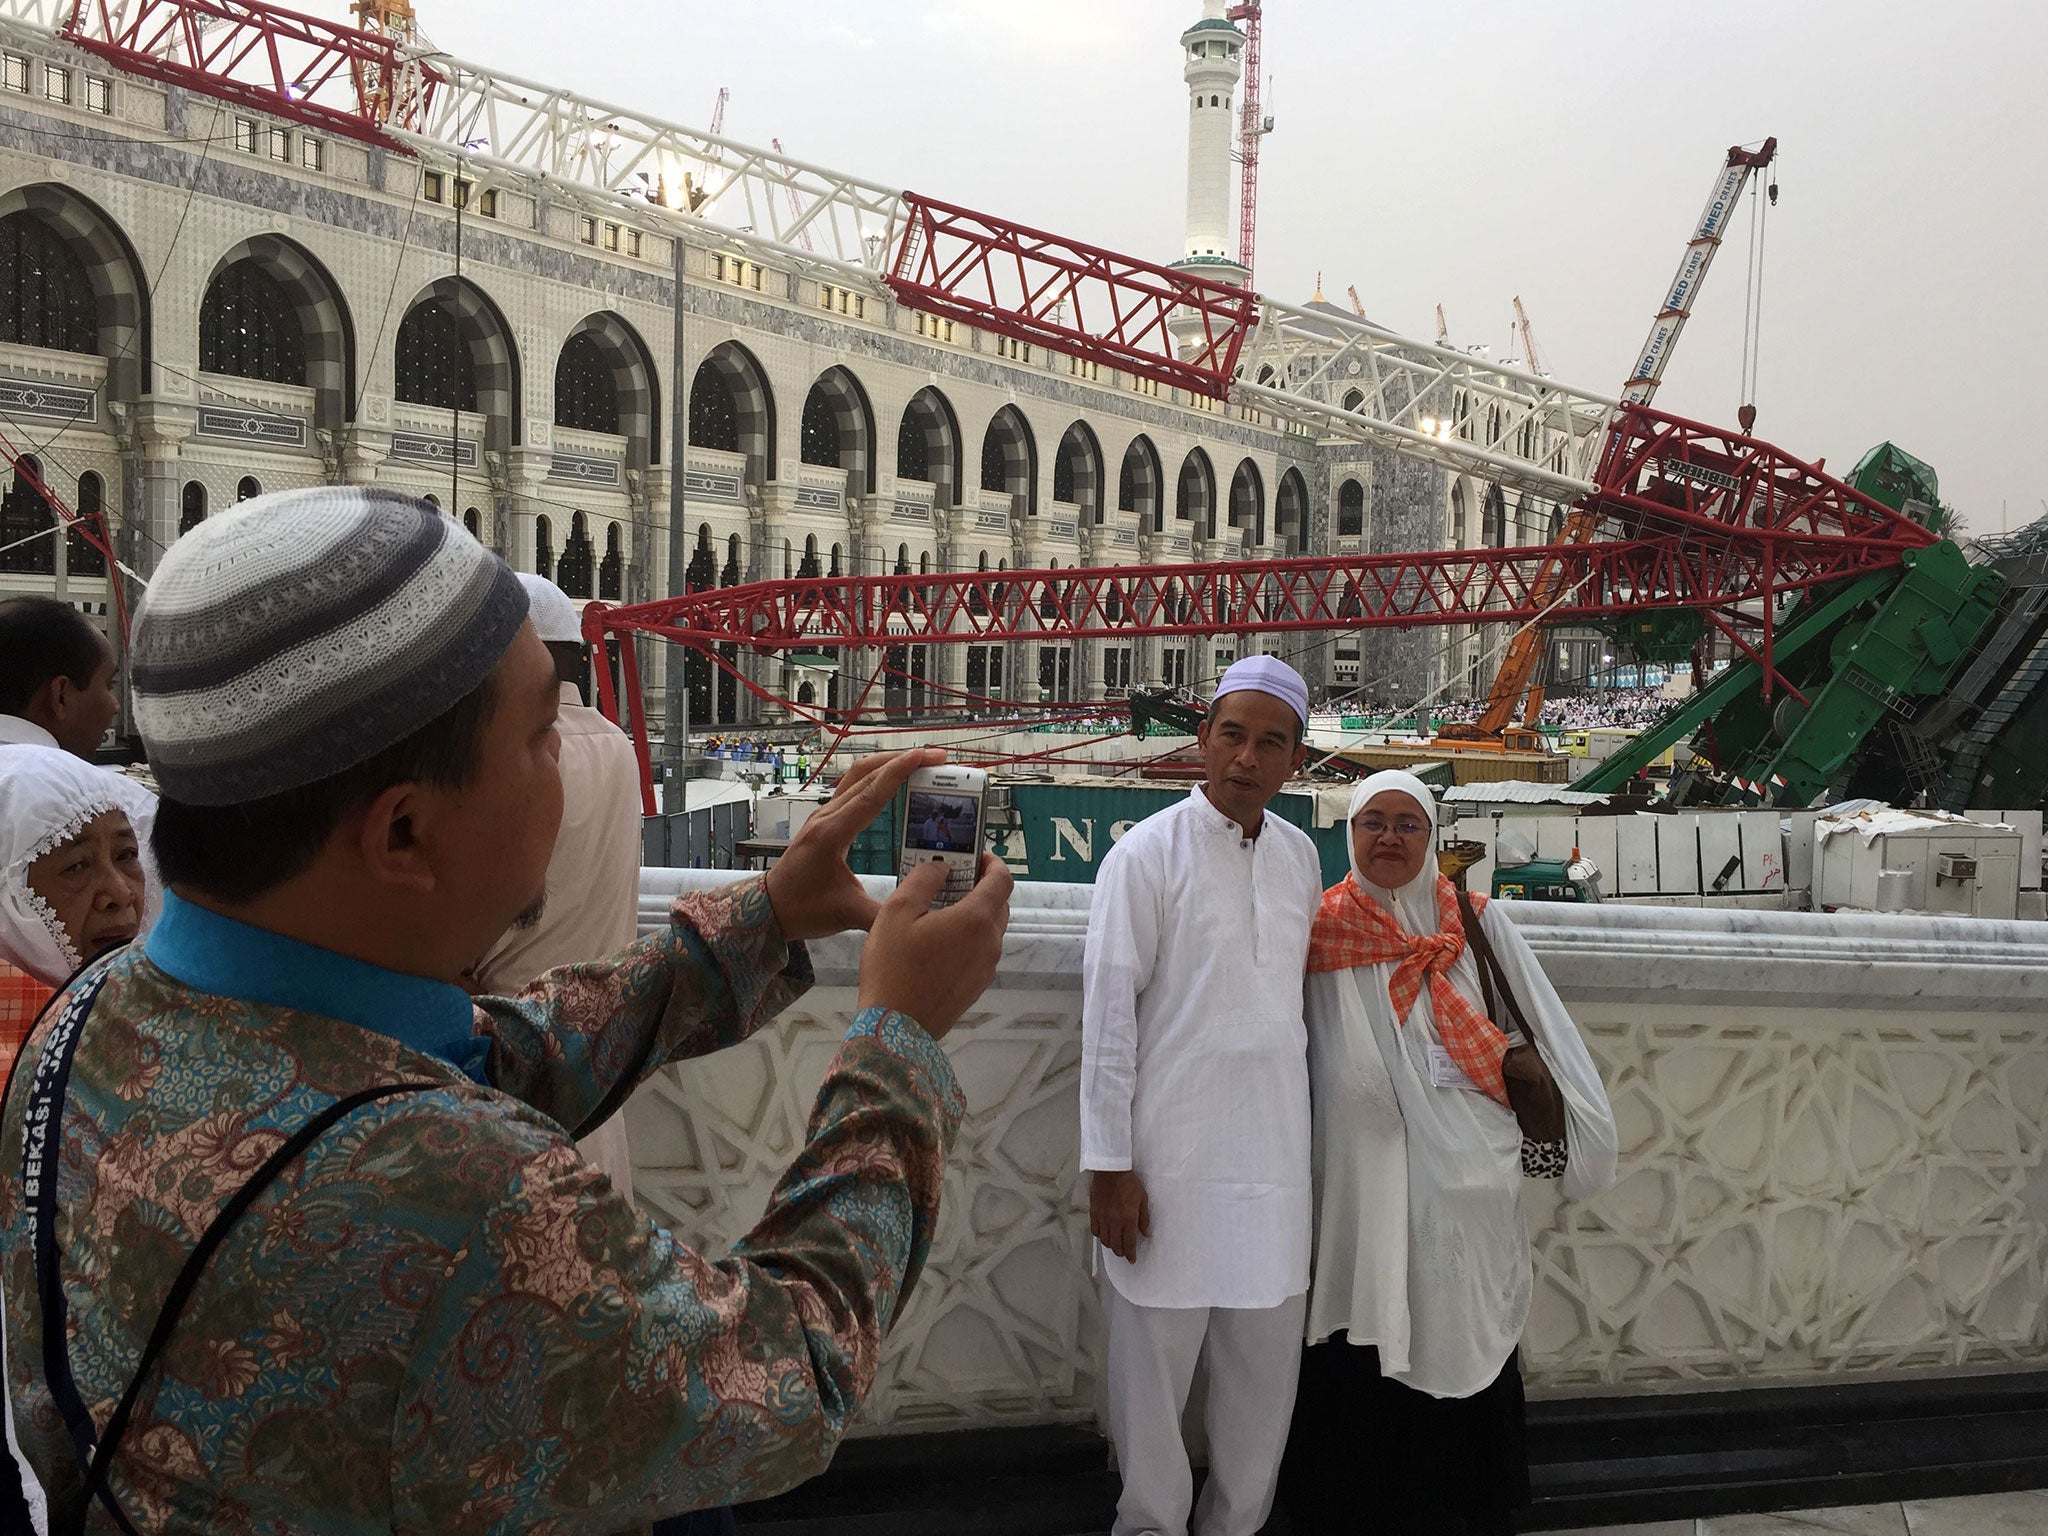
[0,744,130,984]
[1347,768,1443,938]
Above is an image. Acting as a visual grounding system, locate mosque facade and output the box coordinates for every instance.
[0,2,1563,731]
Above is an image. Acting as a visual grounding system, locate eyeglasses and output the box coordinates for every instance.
[1356,816,1429,838]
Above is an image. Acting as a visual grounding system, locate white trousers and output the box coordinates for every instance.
[1103,1281,1307,1536]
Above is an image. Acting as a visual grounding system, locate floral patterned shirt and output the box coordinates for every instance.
[0,878,965,1533]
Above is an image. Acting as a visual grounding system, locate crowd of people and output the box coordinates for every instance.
[1319,683,1673,734]
[0,493,1618,1535]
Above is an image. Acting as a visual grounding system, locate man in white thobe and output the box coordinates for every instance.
[471,572,645,1203]
[1082,655,1325,1536]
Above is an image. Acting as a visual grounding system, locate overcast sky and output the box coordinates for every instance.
[418,0,2045,531]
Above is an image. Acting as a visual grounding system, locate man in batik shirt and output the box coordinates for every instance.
[0,488,1011,1532]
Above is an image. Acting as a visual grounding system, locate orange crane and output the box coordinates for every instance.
[1511,295,1546,376]
[1452,143,1778,744]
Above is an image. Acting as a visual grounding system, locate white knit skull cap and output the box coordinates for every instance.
[130,488,529,806]
[517,572,583,645]
[1211,654,1310,725]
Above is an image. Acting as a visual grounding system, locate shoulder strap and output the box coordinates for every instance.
[1454,888,1531,1040]
[70,1079,438,1532]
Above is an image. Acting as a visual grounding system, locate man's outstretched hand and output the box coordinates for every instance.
[764,749,941,942]
[761,749,1013,1039]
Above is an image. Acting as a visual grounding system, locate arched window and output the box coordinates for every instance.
[557,511,595,597]
[723,533,742,587]
[688,362,739,451]
[0,455,54,575]
[554,331,619,434]
[981,429,1007,493]
[534,514,555,580]
[1175,450,1212,529]
[0,213,96,354]
[423,494,439,509]
[798,534,821,579]
[179,481,207,536]
[1341,388,1364,414]
[1451,482,1467,546]
[599,522,623,599]
[828,543,842,579]
[1053,422,1102,519]
[1338,479,1364,537]
[66,471,106,578]
[685,524,715,591]
[236,476,261,502]
[463,506,481,538]
[919,550,930,576]
[394,300,476,411]
[898,409,930,481]
[894,543,911,576]
[801,385,842,466]
[200,260,306,384]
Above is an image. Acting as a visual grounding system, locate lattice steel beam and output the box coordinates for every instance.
[60,0,440,146]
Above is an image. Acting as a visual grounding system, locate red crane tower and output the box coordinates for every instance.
[1226,1,1270,283]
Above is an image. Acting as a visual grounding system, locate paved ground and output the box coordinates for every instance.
[1552,1488,2048,1535]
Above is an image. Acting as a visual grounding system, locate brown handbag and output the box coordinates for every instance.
[1454,889,1569,1176]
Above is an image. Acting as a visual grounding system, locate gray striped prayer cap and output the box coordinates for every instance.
[131,487,529,806]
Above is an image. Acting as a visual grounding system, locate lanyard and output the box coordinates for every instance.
[2,966,434,1533]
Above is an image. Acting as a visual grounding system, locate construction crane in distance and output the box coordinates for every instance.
[1435,304,1449,348]
[1346,283,1365,318]
[1226,0,1271,284]
[1621,138,1777,408]
[1512,296,1548,378]
[771,139,818,251]
[1458,141,1780,742]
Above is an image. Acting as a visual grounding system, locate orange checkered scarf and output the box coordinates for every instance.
[1307,873,1512,1108]
[1,959,53,1086]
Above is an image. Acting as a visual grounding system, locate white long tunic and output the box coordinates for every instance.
[1304,898,1617,1397]
[1080,787,1324,1310]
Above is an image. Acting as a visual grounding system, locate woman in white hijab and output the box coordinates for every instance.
[1274,770,1616,1536]
[0,745,152,1074]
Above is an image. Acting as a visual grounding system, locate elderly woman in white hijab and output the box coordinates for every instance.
[0,745,153,1074]
[1274,770,1616,1536]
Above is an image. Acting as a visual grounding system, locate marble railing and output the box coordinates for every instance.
[622,871,2048,1431]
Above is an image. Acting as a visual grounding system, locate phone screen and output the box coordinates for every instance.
[903,789,983,854]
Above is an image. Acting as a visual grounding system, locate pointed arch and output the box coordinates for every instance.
[202,233,352,431]
[800,365,877,494]
[1228,458,1264,546]
[1054,420,1104,522]
[981,405,1037,516]
[1175,447,1215,536]
[1275,467,1308,556]
[689,340,775,488]
[1339,478,1365,537]
[395,275,518,450]
[557,310,660,465]
[897,385,962,507]
[0,185,150,404]
[1118,434,1163,532]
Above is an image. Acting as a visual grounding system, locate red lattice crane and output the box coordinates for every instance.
[1226,0,1269,282]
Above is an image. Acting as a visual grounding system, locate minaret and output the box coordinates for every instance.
[1175,0,1249,285]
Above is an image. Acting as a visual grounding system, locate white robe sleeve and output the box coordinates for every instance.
[1080,838,1159,1174]
[1482,900,1618,1201]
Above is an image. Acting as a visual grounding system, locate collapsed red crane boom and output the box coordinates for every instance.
[61,0,441,147]
[886,193,1259,399]
[591,403,1933,653]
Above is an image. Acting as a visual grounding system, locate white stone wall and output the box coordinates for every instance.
[625,871,2048,1431]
